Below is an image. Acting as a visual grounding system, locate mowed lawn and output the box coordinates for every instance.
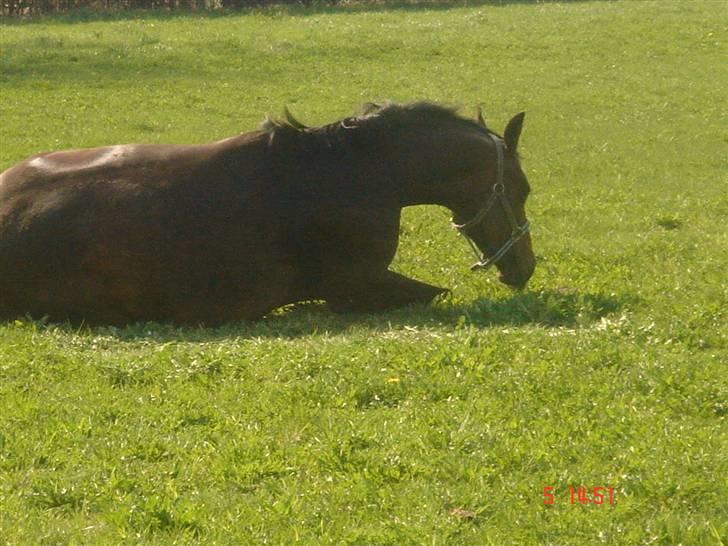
[0,1,726,544]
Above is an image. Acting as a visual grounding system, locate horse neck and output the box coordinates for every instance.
[385,127,487,209]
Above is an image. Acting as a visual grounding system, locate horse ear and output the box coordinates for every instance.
[283,106,307,130]
[476,106,487,127]
[504,112,525,151]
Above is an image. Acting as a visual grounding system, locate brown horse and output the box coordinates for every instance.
[0,102,535,325]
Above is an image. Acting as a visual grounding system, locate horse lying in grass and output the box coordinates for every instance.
[0,102,535,325]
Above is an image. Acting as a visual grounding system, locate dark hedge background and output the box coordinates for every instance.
[1,0,341,16]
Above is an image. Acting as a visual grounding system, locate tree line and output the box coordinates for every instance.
[2,0,336,16]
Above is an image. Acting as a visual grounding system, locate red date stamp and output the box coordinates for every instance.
[543,486,615,506]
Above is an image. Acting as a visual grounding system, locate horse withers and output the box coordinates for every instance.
[0,102,535,325]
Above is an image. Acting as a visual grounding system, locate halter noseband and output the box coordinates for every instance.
[451,134,530,271]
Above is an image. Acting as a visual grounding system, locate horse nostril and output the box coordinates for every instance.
[525,261,536,281]
[519,253,536,282]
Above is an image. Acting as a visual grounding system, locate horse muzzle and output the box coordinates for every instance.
[496,251,535,290]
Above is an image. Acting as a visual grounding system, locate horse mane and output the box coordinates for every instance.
[260,101,489,151]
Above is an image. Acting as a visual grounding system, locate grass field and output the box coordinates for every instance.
[1,1,726,544]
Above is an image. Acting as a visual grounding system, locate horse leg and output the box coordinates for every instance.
[325,269,448,313]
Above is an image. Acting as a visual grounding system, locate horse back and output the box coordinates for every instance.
[0,131,278,324]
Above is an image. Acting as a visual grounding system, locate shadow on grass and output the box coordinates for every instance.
[8,288,635,342]
[2,0,618,26]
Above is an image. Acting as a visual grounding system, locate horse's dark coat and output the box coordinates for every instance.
[0,102,535,325]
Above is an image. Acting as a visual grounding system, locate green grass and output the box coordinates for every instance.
[1,1,727,544]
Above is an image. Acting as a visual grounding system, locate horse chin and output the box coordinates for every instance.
[497,270,528,291]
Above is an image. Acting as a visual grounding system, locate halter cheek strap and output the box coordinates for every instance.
[451,134,530,271]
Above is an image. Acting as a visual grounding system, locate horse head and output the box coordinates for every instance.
[451,111,535,289]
